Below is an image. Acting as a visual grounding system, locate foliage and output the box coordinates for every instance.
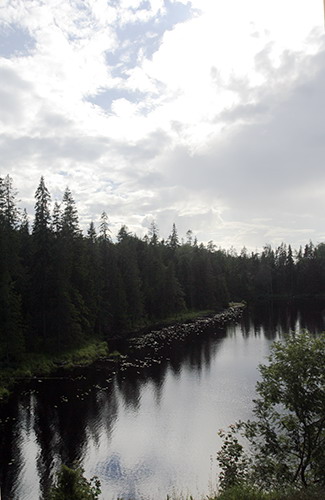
[217,427,250,490]
[47,464,101,500]
[0,340,109,399]
[214,485,325,500]
[215,484,271,500]
[217,332,325,491]
[2,175,325,373]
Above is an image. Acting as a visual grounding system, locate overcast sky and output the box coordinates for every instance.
[1,0,325,250]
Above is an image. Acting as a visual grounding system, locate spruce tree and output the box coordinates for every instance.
[2,175,20,229]
[168,223,179,250]
[52,201,62,235]
[99,211,111,241]
[31,177,53,346]
[0,176,24,360]
[61,188,80,237]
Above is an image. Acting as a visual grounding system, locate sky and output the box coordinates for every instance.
[0,0,325,251]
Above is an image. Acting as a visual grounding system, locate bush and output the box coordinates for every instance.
[217,332,325,491]
[47,464,101,500]
[215,485,325,500]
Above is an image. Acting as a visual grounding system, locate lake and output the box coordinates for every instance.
[0,302,324,500]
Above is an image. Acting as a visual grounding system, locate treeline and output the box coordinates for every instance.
[1,175,325,362]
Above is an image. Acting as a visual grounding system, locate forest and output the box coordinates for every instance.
[1,174,325,363]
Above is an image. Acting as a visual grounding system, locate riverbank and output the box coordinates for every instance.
[0,304,245,401]
[114,303,245,373]
[0,340,109,401]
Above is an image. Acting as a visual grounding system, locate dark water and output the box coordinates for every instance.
[1,302,325,500]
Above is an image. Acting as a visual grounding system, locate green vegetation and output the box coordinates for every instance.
[214,484,325,500]
[3,174,325,500]
[1,175,234,370]
[47,464,101,500]
[2,175,325,370]
[1,176,325,390]
[134,308,216,331]
[0,339,108,399]
[217,332,325,496]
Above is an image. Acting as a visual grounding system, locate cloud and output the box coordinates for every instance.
[0,0,325,250]
[0,23,36,58]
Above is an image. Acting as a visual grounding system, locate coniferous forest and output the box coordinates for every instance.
[1,174,325,364]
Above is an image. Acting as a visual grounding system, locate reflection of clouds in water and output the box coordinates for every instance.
[97,454,156,499]
[101,453,123,480]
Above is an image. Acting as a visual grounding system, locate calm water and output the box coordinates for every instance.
[1,302,324,500]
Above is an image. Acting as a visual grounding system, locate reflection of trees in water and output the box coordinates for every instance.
[32,375,93,498]
[2,302,325,499]
[145,363,166,406]
[167,328,227,378]
[89,385,118,447]
[245,301,325,340]
[0,394,24,499]
[117,376,141,411]
[116,330,228,409]
[35,393,61,496]
[116,359,167,408]
[4,369,120,499]
[297,300,325,333]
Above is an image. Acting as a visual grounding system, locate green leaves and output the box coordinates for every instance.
[48,465,101,500]
[217,426,251,490]
[218,332,325,490]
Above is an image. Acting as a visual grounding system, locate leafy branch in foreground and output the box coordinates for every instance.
[217,332,325,491]
[47,464,101,500]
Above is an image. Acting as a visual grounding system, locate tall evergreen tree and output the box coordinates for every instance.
[2,175,20,229]
[61,188,80,237]
[87,221,97,242]
[0,176,24,360]
[168,223,179,250]
[31,177,53,346]
[33,177,51,236]
[148,221,159,245]
[99,211,111,241]
[52,201,62,235]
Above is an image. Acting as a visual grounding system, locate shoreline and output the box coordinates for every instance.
[0,303,245,401]
[111,302,246,373]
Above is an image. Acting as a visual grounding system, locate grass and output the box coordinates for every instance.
[163,309,217,323]
[138,302,245,331]
[0,303,244,400]
[0,309,216,400]
[212,485,325,500]
[133,309,217,332]
[0,339,109,401]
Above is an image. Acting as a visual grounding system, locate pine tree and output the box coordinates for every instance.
[61,188,80,237]
[148,221,159,245]
[33,176,51,235]
[0,177,24,360]
[31,177,53,345]
[2,175,20,229]
[0,269,25,362]
[99,212,111,241]
[50,187,87,348]
[117,225,131,242]
[117,233,144,327]
[167,223,179,250]
[87,221,97,242]
[0,176,5,225]
[186,229,193,246]
[52,201,62,235]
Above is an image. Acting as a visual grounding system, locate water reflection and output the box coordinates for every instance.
[0,303,325,499]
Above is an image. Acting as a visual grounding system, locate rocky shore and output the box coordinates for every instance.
[115,303,245,373]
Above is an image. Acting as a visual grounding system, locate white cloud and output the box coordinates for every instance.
[0,0,325,249]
